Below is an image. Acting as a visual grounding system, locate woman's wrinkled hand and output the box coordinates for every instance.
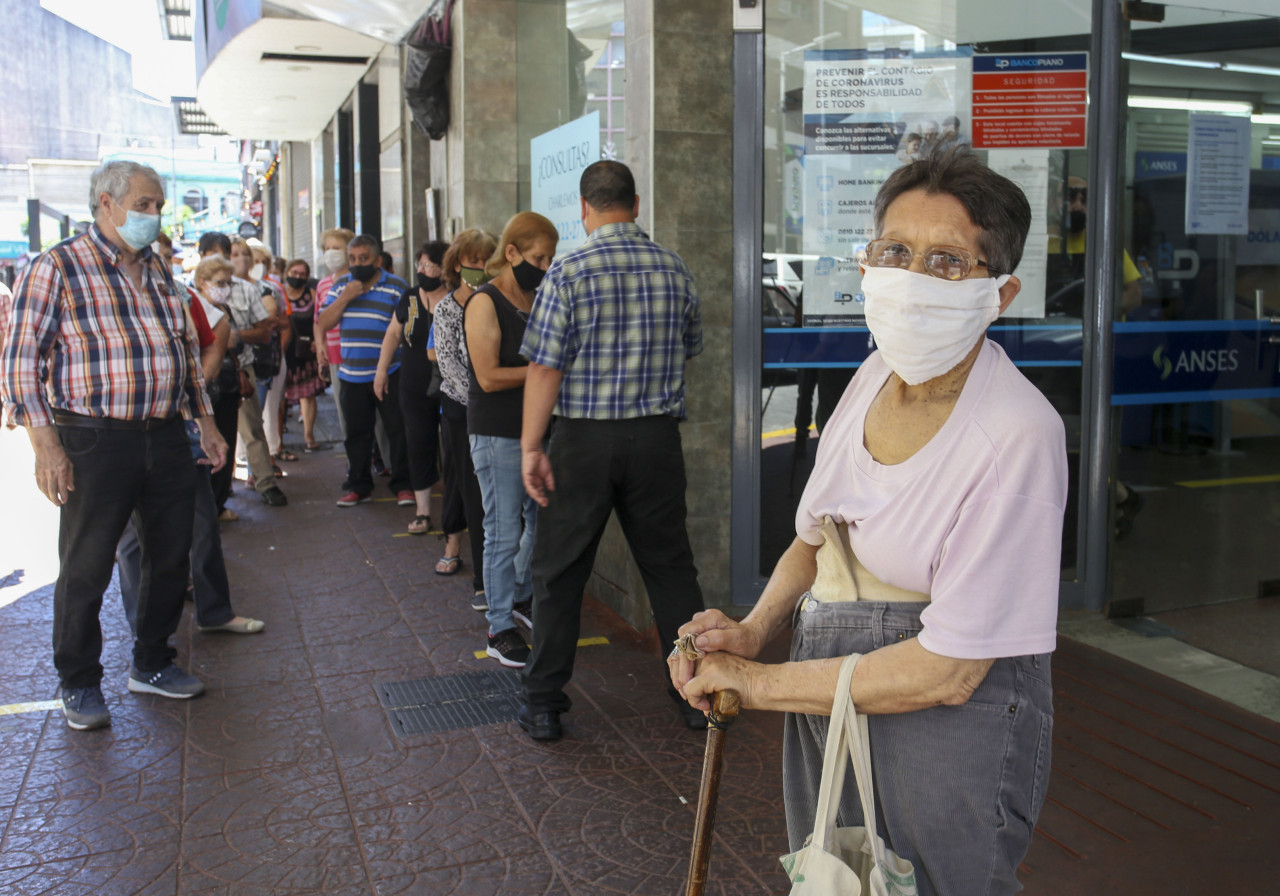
[677,652,762,714]
[666,609,765,709]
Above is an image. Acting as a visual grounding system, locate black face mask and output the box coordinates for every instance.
[417,273,442,292]
[1068,209,1087,235]
[286,276,308,289]
[350,264,379,283]
[512,258,545,292]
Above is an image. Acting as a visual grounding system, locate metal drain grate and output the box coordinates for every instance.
[376,669,523,737]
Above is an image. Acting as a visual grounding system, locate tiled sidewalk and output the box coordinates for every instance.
[0,430,790,895]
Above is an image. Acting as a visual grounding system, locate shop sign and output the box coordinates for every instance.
[529,112,599,255]
[971,53,1088,149]
[1112,322,1280,405]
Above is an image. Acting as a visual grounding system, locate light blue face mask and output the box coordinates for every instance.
[115,208,162,251]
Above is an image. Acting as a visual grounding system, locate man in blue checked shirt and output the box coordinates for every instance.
[516,160,706,742]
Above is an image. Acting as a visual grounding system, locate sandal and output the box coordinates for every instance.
[275,449,299,462]
[217,508,239,522]
[408,514,431,536]
[435,555,461,576]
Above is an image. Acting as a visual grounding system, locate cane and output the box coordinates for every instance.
[675,635,742,896]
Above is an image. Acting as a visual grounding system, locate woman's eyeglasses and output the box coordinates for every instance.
[859,239,1001,281]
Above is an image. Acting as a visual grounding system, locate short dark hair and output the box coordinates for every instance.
[416,240,448,266]
[198,231,231,257]
[872,147,1031,276]
[348,234,381,254]
[579,160,635,212]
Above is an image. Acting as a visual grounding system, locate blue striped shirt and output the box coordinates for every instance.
[320,270,406,384]
[520,222,702,420]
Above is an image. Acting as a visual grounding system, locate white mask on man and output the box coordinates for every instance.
[861,266,1009,385]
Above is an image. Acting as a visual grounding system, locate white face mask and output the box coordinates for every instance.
[249,262,266,281]
[323,249,346,273]
[205,283,231,304]
[861,266,1009,385]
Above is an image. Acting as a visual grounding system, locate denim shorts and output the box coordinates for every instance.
[782,595,1054,896]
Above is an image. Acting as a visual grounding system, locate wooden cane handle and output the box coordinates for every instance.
[708,689,740,729]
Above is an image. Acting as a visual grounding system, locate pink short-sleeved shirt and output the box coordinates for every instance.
[315,274,343,366]
[795,341,1068,659]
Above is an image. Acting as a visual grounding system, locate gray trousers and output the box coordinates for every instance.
[237,371,277,493]
[117,466,235,632]
[783,596,1053,896]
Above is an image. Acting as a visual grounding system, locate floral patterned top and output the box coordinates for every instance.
[432,290,470,405]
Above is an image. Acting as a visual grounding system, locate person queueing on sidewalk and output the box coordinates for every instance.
[224,237,288,507]
[248,242,293,463]
[116,263,264,637]
[317,233,414,507]
[313,227,355,439]
[464,213,557,667]
[517,161,707,741]
[281,259,327,452]
[434,229,496,604]
[0,160,229,730]
[193,234,243,519]
[374,240,449,535]
[668,150,1067,896]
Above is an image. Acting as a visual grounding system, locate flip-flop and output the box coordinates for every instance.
[408,515,431,535]
[217,508,239,521]
[275,449,299,462]
[435,555,461,576]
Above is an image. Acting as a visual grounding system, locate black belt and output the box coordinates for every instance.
[53,411,178,432]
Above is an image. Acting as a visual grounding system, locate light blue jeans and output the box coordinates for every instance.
[783,596,1054,896]
[469,434,536,634]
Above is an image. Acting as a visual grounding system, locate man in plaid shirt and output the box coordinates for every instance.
[0,160,227,730]
[517,160,706,742]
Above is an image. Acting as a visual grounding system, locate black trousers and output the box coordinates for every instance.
[440,395,484,592]
[53,418,195,688]
[521,416,704,714]
[398,364,441,493]
[209,390,240,511]
[339,374,410,496]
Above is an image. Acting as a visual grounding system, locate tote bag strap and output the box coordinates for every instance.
[844,684,891,871]
[808,652,862,852]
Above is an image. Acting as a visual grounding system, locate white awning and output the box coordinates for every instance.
[196,16,386,141]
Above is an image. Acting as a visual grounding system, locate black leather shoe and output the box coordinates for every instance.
[517,705,562,741]
[260,486,288,507]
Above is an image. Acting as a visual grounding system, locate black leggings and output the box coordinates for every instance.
[399,365,440,492]
[440,395,484,592]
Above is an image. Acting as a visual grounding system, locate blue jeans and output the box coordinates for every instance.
[468,434,535,633]
[782,596,1053,896]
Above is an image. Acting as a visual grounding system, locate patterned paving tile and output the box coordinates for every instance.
[0,848,177,896]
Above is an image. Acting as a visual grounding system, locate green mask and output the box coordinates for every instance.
[460,265,489,287]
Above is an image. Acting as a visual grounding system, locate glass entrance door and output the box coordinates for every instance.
[1111,3,1280,612]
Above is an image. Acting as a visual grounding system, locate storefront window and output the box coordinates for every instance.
[515,0,624,248]
[1111,4,1280,614]
[760,2,1095,579]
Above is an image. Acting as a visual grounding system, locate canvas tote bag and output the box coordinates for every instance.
[779,653,918,895]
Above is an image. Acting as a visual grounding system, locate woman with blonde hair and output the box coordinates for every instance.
[465,212,557,667]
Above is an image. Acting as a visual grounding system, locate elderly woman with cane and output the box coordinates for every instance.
[670,149,1066,896]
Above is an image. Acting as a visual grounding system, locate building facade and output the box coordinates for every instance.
[194,0,1280,636]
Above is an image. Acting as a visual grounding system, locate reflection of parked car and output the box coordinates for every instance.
[763,253,809,303]
[763,282,798,329]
